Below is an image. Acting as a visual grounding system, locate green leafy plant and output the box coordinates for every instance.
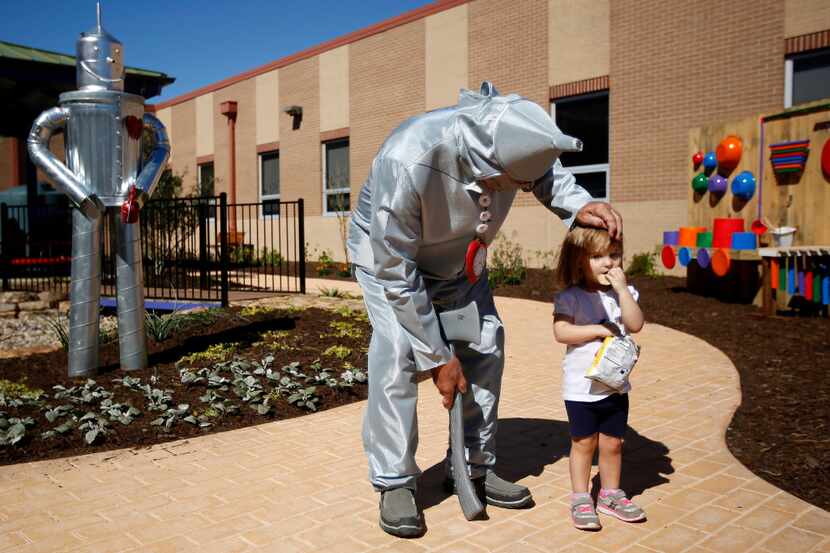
[45,316,69,351]
[78,411,110,444]
[316,249,335,276]
[151,404,190,431]
[0,379,45,408]
[0,415,34,446]
[328,320,363,339]
[258,247,284,266]
[487,232,527,288]
[626,252,657,277]
[287,386,319,411]
[176,343,238,367]
[323,345,352,360]
[144,311,180,342]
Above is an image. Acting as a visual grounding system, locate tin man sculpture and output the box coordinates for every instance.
[27,5,170,377]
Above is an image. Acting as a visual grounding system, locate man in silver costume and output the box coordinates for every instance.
[347,82,623,537]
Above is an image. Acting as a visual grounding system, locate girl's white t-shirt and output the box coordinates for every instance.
[553,285,640,402]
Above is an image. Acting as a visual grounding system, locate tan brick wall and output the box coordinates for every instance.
[279,57,322,216]
[469,0,549,106]
[255,70,280,146]
[548,0,609,86]
[319,46,350,132]
[425,4,469,110]
[470,0,550,209]
[170,100,196,193]
[785,0,830,38]
[214,80,257,205]
[350,20,426,193]
[195,93,214,158]
[610,0,784,204]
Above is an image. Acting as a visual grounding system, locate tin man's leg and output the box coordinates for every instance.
[114,208,148,370]
[68,207,103,377]
[354,267,421,491]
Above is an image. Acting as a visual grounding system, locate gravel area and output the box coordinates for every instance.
[0,314,118,355]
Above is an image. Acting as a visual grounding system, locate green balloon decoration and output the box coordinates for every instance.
[692,173,708,193]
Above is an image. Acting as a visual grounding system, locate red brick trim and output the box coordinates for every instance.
[151,0,469,111]
[550,76,610,100]
[320,127,350,142]
[786,29,830,55]
[196,155,214,165]
[8,137,20,186]
[256,142,280,154]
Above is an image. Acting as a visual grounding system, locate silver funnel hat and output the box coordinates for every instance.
[76,3,124,91]
[493,98,583,183]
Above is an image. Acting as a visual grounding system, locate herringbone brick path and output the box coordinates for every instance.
[0,278,827,552]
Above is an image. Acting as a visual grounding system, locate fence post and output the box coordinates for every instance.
[219,193,230,307]
[0,203,7,291]
[297,198,306,295]
[198,200,208,290]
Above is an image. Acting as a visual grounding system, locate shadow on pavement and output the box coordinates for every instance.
[417,418,674,512]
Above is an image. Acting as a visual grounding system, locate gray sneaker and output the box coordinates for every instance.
[596,490,646,522]
[571,495,601,531]
[379,488,425,538]
[444,471,534,509]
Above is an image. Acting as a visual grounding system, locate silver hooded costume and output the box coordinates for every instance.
[347,83,593,491]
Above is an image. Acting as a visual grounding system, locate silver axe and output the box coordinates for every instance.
[438,301,485,520]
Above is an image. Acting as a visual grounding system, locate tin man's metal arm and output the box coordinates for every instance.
[132,113,170,208]
[27,107,103,218]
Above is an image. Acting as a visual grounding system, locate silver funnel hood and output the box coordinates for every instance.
[76,3,124,91]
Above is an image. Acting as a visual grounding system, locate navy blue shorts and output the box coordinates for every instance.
[564,394,629,438]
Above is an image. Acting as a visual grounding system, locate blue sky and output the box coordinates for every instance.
[0,1,434,103]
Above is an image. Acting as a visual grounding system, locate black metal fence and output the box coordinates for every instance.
[0,194,306,306]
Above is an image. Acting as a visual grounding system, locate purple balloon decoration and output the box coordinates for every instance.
[708,174,728,194]
[697,248,710,269]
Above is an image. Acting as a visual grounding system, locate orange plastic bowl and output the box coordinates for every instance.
[716,135,743,169]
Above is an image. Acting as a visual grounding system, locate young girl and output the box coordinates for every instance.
[552,226,645,530]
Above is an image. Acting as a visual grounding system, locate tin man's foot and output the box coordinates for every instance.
[444,471,534,509]
[379,488,426,538]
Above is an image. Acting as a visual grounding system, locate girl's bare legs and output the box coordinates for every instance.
[598,433,623,490]
[569,434,598,492]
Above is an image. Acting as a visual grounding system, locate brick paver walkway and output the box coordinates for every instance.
[1,278,828,552]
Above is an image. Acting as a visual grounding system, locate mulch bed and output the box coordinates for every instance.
[490,269,830,511]
[0,305,370,466]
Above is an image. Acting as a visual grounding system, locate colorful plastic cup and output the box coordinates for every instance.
[731,231,757,250]
[696,231,713,247]
[663,230,680,245]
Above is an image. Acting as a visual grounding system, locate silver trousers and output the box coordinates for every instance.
[355,267,505,491]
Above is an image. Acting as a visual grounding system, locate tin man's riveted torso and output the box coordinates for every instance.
[347,83,593,492]
[27,6,170,378]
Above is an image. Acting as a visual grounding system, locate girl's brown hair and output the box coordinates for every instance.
[553,226,622,290]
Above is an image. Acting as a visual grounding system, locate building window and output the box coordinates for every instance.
[259,150,280,217]
[785,48,830,108]
[322,138,350,215]
[197,161,214,197]
[196,161,216,217]
[551,90,609,200]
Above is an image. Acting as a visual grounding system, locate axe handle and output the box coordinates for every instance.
[450,390,485,520]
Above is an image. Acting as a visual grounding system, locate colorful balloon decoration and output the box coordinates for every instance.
[692,151,704,166]
[692,173,708,193]
[708,174,728,194]
[731,171,756,200]
[697,248,711,269]
[661,245,676,269]
[703,151,717,170]
[716,135,742,169]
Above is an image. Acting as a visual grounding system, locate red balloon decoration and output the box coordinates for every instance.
[692,151,704,166]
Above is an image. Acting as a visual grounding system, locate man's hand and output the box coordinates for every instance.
[432,356,468,410]
[575,201,623,240]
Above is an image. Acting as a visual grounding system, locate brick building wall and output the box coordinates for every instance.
[469,0,549,208]
[610,0,785,204]
[279,58,322,216]
[350,20,426,194]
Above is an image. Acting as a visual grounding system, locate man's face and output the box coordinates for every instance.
[478,174,531,192]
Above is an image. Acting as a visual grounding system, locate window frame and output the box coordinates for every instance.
[550,90,610,202]
[321,137,351,216]
[784,47,830,108]
[196,161,216,218]
[258,149,280,219]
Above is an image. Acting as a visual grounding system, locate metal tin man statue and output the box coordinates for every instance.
[27,5,170,377]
